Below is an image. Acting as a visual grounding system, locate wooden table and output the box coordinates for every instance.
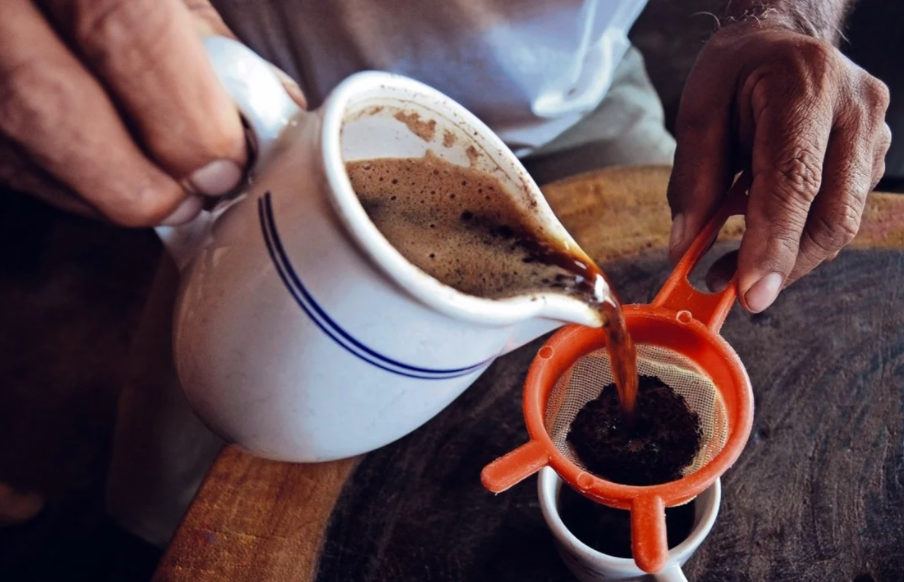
[153,167,904,582]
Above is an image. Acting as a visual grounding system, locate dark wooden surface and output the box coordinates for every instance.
[315,248,904,582]
[154,167,904,582]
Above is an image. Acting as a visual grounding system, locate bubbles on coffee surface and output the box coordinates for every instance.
[346,154,605,305]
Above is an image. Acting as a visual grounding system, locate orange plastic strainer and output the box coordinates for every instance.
[481,176,754,573]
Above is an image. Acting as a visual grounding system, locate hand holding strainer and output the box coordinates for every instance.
[481,175,755,574]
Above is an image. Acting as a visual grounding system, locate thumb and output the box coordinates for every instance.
[185,0,307,109]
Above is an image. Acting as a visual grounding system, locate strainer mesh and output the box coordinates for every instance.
[544,344,728,479]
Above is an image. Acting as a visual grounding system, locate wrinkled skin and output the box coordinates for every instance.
[669,21,891,311]
[0,0,304,226]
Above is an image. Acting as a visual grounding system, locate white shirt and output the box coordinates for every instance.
[214,0,648,154]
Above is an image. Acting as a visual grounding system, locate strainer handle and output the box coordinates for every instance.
[632,494,669,574]
[653,173,751,333]
[481,440,549,493]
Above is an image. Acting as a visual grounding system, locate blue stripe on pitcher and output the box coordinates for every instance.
[258,193,493,380]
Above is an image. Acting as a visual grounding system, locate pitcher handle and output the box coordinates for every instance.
[156,36,303,269]
[202,36,303,172]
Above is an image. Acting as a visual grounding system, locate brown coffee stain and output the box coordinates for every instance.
[443,131,456,147]
[466,145,480,167]
[394,111,436,142]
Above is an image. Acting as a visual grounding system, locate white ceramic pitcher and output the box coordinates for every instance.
[156,37,607,463]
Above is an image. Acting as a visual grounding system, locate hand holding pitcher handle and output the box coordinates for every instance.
[201,37,304,173]
[156,37,304,268]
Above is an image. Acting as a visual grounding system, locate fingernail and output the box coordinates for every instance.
[669,214,686,252]
[160,195,203,226]
[271,66,307,108]
[188,160,242,196]
[281,82,307,109]
[744,272,783,313]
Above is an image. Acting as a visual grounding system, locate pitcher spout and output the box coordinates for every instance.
[505,291,609,353]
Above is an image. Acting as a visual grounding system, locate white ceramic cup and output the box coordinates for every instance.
[538,468,721,581]
[155,37,606,463]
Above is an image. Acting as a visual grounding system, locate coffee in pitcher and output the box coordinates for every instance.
[347,153,606,304]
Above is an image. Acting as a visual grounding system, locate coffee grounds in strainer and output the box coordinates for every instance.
[567,376,702,486]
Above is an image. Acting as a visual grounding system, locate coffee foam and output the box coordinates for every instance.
[347,154,599,303]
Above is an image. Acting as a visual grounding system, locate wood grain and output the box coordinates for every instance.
[541,167,904,263]
[153,449,357,582]
[155,166,904,582]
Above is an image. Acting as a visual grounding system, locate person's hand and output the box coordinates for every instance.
[667,20,891,312]
[0,0,304,227]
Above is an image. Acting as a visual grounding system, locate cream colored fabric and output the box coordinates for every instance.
[213,0,647,153]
